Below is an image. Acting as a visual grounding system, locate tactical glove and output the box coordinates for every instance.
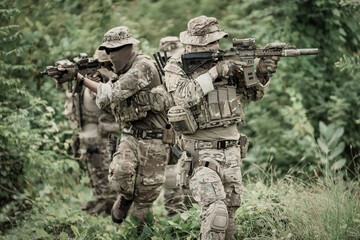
[216,60,247,77]
[256,42,285,75]
[54,59,77,83]
[56,68,78,84]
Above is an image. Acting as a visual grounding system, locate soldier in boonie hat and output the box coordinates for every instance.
[93,49,109,62]
[98,26,140,50]
[179,15,228,46]
[158,36,184,59]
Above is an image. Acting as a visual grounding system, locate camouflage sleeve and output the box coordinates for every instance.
[96,59,153,109]
[164,59,209,108]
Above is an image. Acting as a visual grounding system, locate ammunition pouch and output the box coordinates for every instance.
[167,86,245,134]
[239,133,249,159]
[162,124,175,144]
[195,86,245,130]
[167,106,198,134]
[111,90,151,123]
[175,150,192,187]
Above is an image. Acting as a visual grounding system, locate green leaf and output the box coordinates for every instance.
[317,138,329,155]
[328,127,344,149]
[71,225,80,237]
[319,121,328,136]
[331,159,346,171]
[328,142,345,160]
[59,232,68,240]
[35,228,50,239]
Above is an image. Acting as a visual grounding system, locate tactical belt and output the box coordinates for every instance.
[185,139,238,150]
[122,126,163,140]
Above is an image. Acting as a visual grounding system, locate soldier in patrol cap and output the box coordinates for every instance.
[63,49,119,215]
[164,16,281,239]
[54,26,173,229]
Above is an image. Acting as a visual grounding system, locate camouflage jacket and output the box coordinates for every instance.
[96,51,168,129]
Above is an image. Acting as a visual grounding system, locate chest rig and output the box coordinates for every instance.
[168,66,245,134]
[110,54,164,124]
[111,90,151,123]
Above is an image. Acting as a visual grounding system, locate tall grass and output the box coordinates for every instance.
[235,173,360,240]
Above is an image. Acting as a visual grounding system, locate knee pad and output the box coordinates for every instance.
[207,201,229,231]
[190,167,226,205]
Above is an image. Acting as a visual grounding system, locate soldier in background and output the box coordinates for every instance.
[158,36,184,62]
[63,49,119,215]
[164,16,280,239]
[157,36,193,217]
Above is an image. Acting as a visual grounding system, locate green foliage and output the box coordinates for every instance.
[0,7,81,234]
[0,0,359,238]
[317,121,347,173]
[0,8,35,207]
[335,55,360,73]
[235,176,360,240]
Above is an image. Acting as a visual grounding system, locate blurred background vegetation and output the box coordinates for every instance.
[0,0,359,239]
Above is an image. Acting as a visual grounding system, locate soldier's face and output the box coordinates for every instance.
[107,45,133,73]
[185,41,219,53]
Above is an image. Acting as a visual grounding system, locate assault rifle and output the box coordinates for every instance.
[40,53,112,93]
[182,38,318,87]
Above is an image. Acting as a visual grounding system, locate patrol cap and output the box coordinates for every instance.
[179,16,228,46]
[98,26,140,50]
[158,36,184,57]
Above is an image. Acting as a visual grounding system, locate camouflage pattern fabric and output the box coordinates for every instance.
[188,146,242,240]
[108,134,170,222]
[164,16,275,240]
[94,26,170,226]
[64,87,118,216]
[163,164,193,216]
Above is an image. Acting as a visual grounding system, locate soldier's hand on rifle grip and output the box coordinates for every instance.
[257,42,285,75]
[88,71,102,83]
[53,67,78,84]
[257,56,280,74]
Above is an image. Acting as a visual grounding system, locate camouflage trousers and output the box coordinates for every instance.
[80,137,117,215]
[108,134,170,222]
[187,145,242,240]
[164,164,193,216]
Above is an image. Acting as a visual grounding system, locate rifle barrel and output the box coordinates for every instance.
[283,48,318,57]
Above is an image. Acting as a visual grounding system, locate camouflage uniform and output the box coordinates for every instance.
[63,50,118,215]
[164,16,278,240]
[157,36,193,217]
[95,26,172,224]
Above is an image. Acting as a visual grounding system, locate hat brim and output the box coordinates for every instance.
[160,48,184,58]
[98,37,140,50]
[179,31,228,46]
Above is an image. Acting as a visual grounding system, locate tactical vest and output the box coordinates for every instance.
[110,54,172,123]
[191,78,245,130]
[167,60,245,134]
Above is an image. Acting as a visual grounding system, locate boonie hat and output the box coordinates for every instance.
[158,36,184,57]
[179,16,228,46]
[98,26,140,50]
